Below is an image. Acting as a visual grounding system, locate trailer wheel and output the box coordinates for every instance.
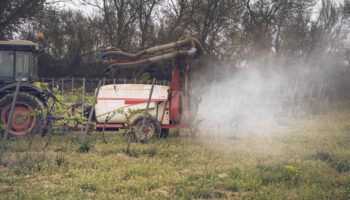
[132,116,161,140]
[0,92,46,136]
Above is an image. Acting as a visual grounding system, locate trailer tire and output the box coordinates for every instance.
[132,116,161,140]
[0,92,46,136]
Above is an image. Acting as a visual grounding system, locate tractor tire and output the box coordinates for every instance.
[0,92,46,136]
[160,128,169,138]
[131,116,161,140]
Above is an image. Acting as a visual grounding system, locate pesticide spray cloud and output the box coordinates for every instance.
[191,56,337,137]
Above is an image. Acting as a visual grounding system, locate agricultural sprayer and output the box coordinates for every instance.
[92,35,204,138]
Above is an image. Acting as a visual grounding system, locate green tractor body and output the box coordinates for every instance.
[0,40,48,136]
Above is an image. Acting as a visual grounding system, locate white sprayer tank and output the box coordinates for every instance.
[95,84,170,124]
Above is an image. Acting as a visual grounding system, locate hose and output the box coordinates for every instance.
[100,35,204,65]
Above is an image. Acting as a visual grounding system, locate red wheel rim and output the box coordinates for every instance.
[1,101,36,135]
[143,124,151,136]
[137,122,155,138]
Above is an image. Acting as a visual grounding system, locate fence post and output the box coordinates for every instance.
[0,79,21,161]
[52,78,55,91]
[61,78,64,96]
[82,80,102,145]
[71,77,74,97]
[80,77,86,139]
[317,84,323,99]
[103,77,105,85]
[138,78,156,143]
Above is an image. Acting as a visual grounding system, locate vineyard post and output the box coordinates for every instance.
[61,78,64,96]
[138,78,155,143]
[71,77,74,98]
[80,77,85,140]
[81,80,101,145]
[0,79,21,161]
[318,84,323,99]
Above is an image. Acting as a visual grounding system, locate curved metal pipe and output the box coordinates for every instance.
[109,49,197,69]
[102,35,204,60]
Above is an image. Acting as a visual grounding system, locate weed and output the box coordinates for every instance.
[255,164,299,187]
[312,151,333,162]
[123,147,157,157]
[55,154,67,167]
[81,182,97,191]
[311,151,350,173]
[77,143,91,153]
[0,177,23,185]
[191,187,211,199]
[115,185,124,192]
[228,167,241,179]
[331,159,350,173]
[223,180,239,192]
[214,191,226,198]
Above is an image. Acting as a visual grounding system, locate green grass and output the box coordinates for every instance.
[1,106,350,199]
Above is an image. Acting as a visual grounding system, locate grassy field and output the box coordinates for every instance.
[1,105,350,199]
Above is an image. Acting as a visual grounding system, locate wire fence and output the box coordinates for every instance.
[40,77,171,96]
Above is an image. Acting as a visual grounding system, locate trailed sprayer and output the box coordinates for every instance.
[95,35,203,138]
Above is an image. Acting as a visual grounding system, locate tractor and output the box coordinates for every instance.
[0,38,51,136]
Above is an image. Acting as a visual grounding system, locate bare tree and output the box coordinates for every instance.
[131,0,161,48]
[0,0,45,39]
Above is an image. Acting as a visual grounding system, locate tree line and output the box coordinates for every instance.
[1,0,350,80]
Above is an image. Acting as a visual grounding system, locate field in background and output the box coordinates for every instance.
[0,103,350,199]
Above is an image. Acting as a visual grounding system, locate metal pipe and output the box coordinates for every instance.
[110,49,197,69]
[80,77,85,140]
[138,78,156,142]
[82,80,101,145]
[0,79,21,161]
[104,38,192,59]
[102,35,204,60]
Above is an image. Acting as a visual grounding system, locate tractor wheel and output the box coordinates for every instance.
[0,92,46,136]
[160,128,169,138]
[132,116,161,140]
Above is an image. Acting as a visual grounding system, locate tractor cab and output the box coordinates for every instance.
[0,40,40,85]
[0,38,50,136]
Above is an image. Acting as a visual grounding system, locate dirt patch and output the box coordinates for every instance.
[151,186,171,197]
[218,173,228,178]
